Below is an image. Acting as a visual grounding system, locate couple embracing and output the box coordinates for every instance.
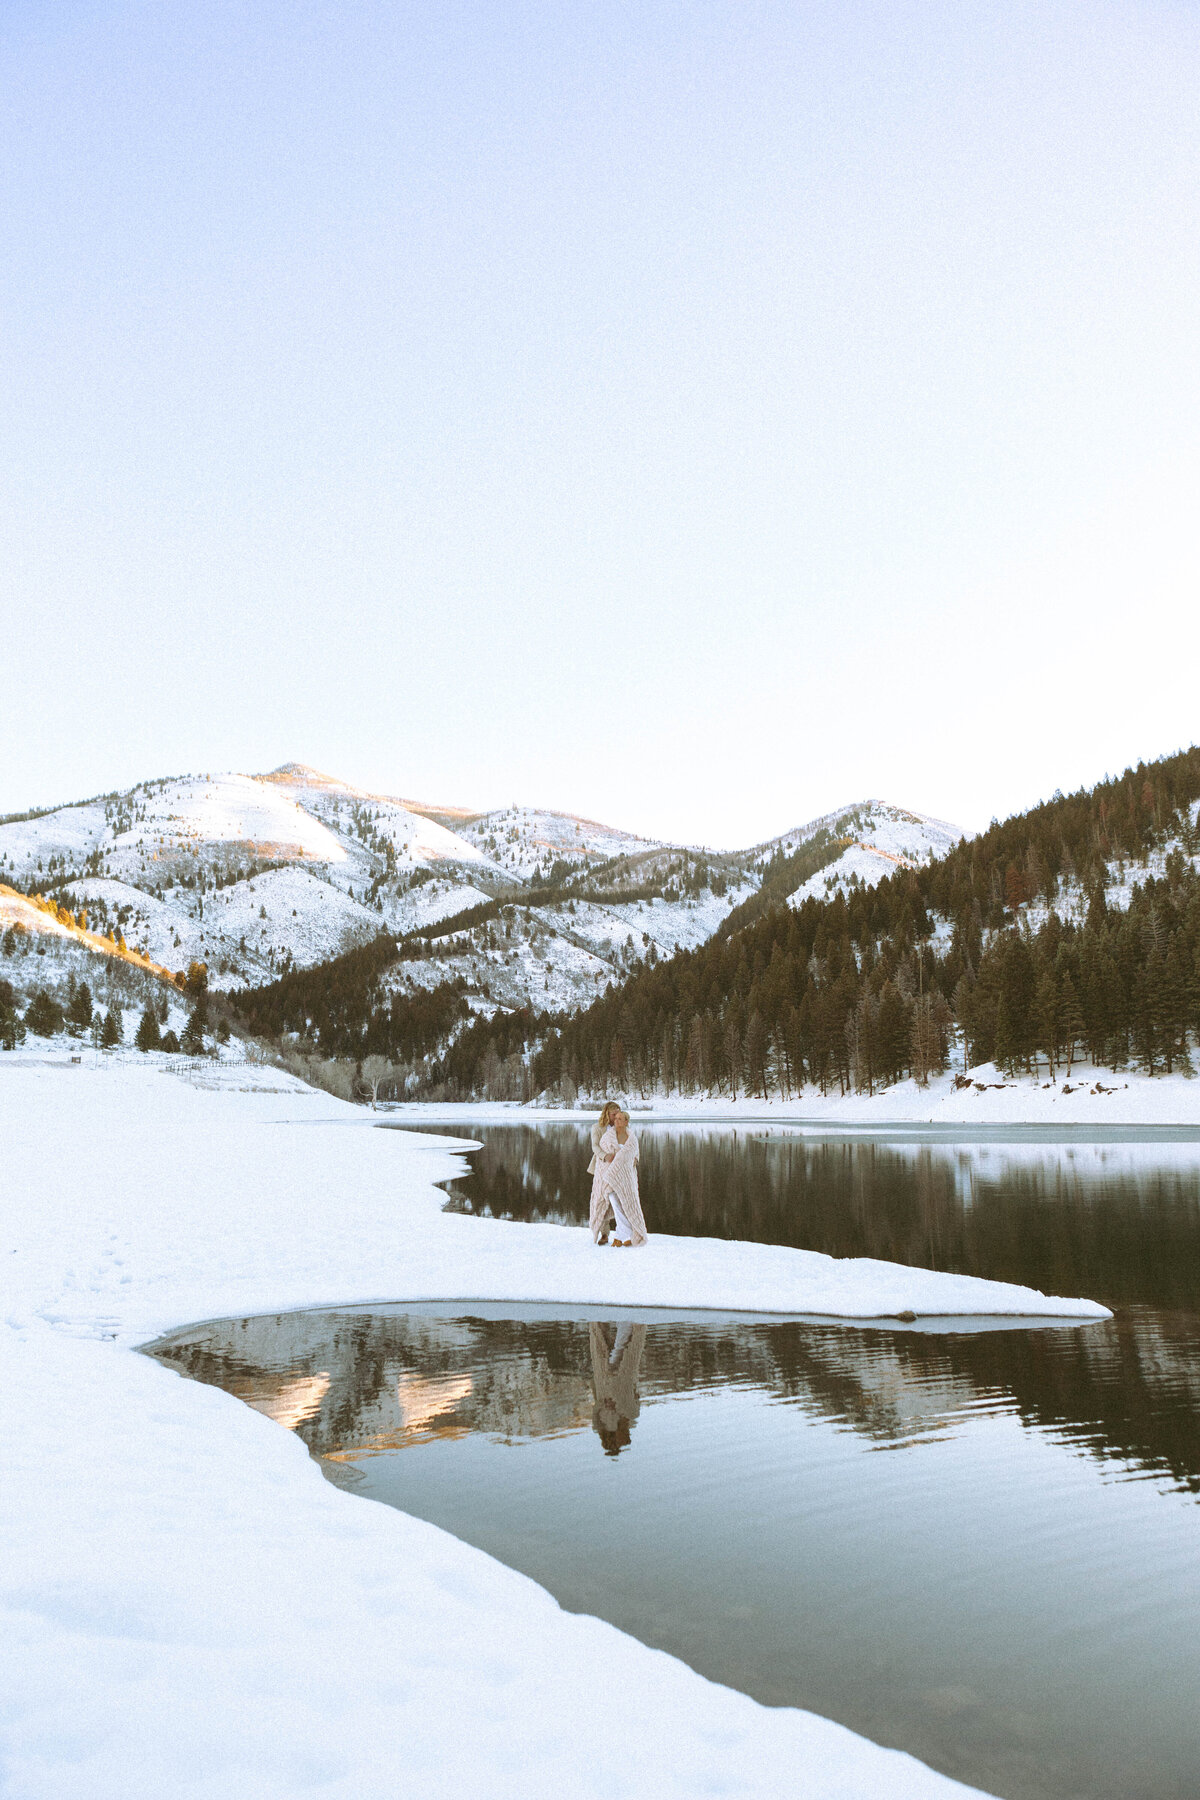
[587,1101,648,1247]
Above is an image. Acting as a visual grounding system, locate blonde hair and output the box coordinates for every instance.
[616,1110,630,1126]
[598,1100,620,1128]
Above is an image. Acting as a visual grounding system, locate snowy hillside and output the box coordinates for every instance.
[387,875,760,1018]
[261,765,495,876]
[460,806,666,883]
[768,801,965,908]
[0,767,505,987]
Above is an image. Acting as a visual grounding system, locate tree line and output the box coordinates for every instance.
[229,931,472,1064]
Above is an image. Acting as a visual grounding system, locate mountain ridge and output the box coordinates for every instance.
[0,763,965,1070]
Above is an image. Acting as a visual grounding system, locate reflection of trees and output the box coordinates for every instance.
[149,1302,1200,1495]
[946,1307,1200,1495]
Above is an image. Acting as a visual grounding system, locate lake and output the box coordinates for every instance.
[146,1122,1200,1800]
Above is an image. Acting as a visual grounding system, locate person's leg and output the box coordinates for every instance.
[609,1193,634,1241]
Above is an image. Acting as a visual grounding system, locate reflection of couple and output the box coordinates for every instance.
[587,1101,648,1247]
[589,1322,646,1456]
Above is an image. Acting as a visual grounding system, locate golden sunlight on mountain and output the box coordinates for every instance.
[236,1371,332,1431]
[396,1371,475,1435]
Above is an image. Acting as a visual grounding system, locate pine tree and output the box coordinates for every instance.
[0,979,24,1050]
[877,982,910,1084]
[25,989,65,1037]
[994,993,1017,1076]
[181,1002,206,1056]
[1057,972,1085,1073]
[1033,971,1059,1078]
[909,995,941,1086]
[67,981,93,1033]
[743,1010,769,1100]
[722,1015,742,1098]
[135,1003,162,1053]
[100,1006,122,1047]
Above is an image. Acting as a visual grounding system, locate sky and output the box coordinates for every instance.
[3,0,1200,850]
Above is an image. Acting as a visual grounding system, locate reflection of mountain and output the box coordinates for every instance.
[432,1124,1200,1313]
[148,1301,1200,1495]
[153,1312,598,1462]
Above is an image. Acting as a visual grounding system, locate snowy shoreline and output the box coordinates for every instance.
[2,1055,1115,1799]
[385,1059,1200,1129]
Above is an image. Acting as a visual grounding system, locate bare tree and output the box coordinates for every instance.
[356,1055,398,1108]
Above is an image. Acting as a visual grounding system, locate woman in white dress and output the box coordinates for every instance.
[589,1110,648,1247]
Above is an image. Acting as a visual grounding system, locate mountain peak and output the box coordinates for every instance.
[260,763,346,790]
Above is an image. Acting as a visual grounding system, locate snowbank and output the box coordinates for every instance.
[2,1056,1111,1799]
[394,1061,1200,1128]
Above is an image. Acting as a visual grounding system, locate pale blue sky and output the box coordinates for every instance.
[3,0,1200,846]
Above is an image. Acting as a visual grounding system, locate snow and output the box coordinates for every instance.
[1,1056,1112,1800]
[789,840,921,906]
[460,806,665,882]
[196,865,382,972]
[0,799,109,870]
[2,773,973,1031]
[760,799,964,866]
[387,879,495,934]
[382,883,763,1025]
[776,802,965,907]
[0,768,508,991]
[0,887,75,944]
[584,883,757,956]
[264,765,496,872]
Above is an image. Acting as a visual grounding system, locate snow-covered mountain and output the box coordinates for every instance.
[755,800,965,908]
[0,768,965,1024]
[0,766,505,987]
[458,806,667,883]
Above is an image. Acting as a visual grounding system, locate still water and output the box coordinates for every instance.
[147,1125,1200,1800]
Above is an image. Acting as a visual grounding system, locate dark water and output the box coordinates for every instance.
[145,1125,1200,1800]
[148,1300,1200,1800]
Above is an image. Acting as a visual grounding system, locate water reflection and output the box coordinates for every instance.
[146,1304,1200,1800]
[148,1300,1200,1494]
[589,1322,645,1456]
